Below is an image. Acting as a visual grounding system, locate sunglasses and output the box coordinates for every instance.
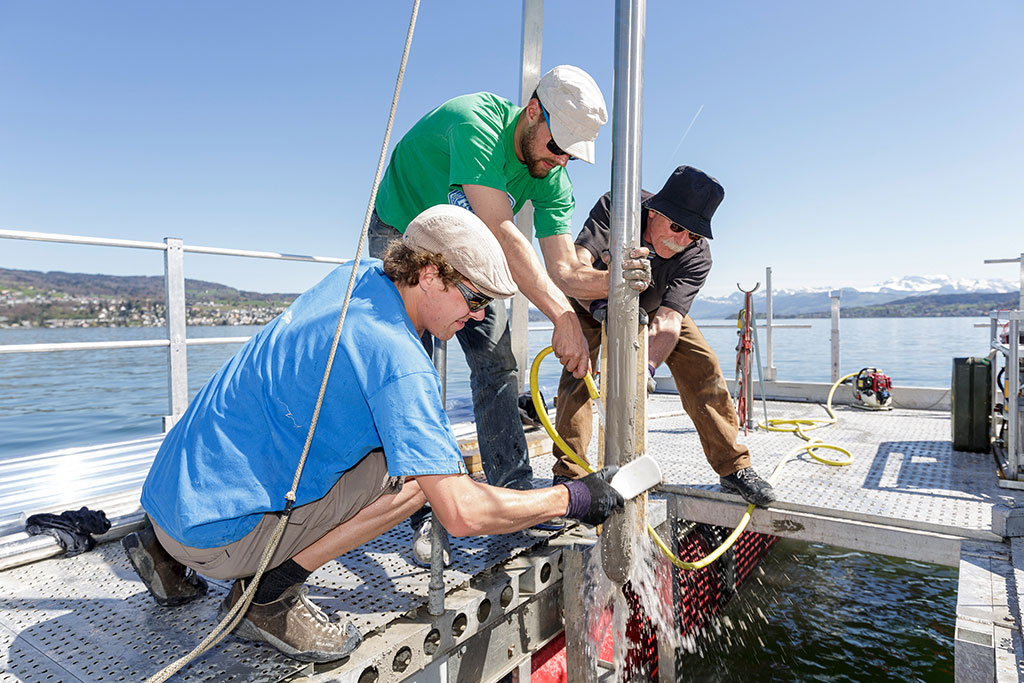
[454,281,492,312]
[538,102,577,161]
[668,222,703,242]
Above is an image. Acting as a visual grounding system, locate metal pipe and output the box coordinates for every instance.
[508,0,544,391]
[830,290,841,384]
[0,228,347,264]
[0,339,171,354]
[428,338,448,615]
[1009,316,1020,480]
[164,238,188,430]
[601,0,646,586]
[0,228,166,251]
[765,266,777,381]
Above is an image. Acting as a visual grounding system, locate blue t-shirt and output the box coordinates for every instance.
[141,261,466,549]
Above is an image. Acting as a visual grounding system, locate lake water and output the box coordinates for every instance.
[0,316,989,459]
[0,316,974,680]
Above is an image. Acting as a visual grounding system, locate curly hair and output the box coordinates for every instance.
[381,239,464,289]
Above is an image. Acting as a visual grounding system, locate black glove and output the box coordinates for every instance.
[647,364,657,394]
[561,467,625,526]
[589,299,649,327]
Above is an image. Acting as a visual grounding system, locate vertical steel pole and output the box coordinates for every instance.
[830,291,841,384]
[509,0,544,391]
[764,266,777,381]
[1008,317,1020,479]
[1018,252,1023,311]
[601,0,646,587]
[563,547,599,682]
[163,238,188,431]
[429,339,447,615]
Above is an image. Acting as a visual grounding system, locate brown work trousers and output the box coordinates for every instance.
[552,303,750,480]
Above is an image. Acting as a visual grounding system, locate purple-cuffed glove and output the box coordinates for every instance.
[561,467,624,526]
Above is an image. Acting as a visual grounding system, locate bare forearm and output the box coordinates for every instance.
[648,308,683,368]
[548,263,609,300]
[428,480,570,537]
[496,227,575,319]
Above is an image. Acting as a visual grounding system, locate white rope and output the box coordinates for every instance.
[145,1,421,679]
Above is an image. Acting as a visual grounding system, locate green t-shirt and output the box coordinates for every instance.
[375,92,574,238]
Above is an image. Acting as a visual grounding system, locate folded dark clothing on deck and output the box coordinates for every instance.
[25,507,112,557]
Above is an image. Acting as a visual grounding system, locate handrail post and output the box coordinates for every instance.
[509,0,544,391]
[1019,251,1023,311]
[765,266,777,381]
[164,238,188,431]
[830,290,841,383]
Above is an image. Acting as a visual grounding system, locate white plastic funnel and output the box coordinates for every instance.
[609,454,663,500]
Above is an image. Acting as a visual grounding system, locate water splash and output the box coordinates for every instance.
[573,517,680,679]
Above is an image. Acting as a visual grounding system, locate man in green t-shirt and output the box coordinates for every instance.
[371,65,648,565]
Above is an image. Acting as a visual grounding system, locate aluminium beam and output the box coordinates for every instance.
[669,491,974,567]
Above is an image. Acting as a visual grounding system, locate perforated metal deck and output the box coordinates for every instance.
[0,508,566,682]
[0,398,1019,681]
[642,396,1015,544]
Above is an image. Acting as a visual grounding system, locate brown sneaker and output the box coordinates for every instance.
[121,526,208,606]
[218,579,362,663]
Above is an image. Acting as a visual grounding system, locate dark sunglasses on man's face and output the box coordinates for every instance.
[668,222,703,242]
[538,102,577,161]
[454,281,492,312]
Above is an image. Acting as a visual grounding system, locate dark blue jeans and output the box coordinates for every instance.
[368,211,534,497]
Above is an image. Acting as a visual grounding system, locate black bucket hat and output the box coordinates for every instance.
[641,166,724,239]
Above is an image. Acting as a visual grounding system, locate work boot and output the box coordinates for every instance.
[410,519,451,568]
[720,467,777,507]
[218,580,362,663]
[122,525,208,606]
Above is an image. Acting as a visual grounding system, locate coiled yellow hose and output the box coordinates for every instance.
[530,347,856,570]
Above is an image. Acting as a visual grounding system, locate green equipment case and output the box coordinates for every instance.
[951,357,991,453]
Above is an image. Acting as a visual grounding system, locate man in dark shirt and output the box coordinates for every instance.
[553,166,776,506]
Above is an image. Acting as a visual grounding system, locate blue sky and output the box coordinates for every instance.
[1,1,1021,297]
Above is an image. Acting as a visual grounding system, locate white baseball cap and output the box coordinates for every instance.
[535,65,608,164]
[404,205,517,299]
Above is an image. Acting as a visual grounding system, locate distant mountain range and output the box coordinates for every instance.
[1,268,1018,327]
[689,275,1019,319]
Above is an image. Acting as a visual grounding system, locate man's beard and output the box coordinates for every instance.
[521,120,552,179]
[660,238,686,254]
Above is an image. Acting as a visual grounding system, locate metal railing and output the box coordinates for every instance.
[0,228,348,430]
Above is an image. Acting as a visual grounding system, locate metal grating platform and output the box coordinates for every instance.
[1,397,1020,681]
[0,501,562,682]
[644,395,1017,544]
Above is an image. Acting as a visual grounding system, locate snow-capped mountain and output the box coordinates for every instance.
[690,275,1017,319]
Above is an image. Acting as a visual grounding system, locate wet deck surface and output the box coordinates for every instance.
[0,396,1017,681]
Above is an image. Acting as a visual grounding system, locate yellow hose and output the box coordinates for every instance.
[530,347,856,571]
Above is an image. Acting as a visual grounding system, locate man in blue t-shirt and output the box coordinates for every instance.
[124,205,624,664]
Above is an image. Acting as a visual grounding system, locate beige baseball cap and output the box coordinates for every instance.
[535,65,608,164]
[404,205,517,299]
